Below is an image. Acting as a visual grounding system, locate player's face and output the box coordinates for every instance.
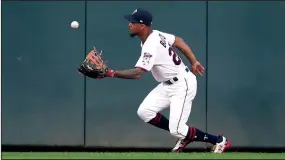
[128,22,144,37]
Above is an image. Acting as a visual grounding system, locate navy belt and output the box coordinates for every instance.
[164,68,190,85]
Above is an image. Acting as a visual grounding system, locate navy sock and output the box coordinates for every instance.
[147,112,169,131]
[186,127,222,145]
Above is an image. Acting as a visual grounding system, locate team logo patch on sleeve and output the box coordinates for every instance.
[142,52,152,65]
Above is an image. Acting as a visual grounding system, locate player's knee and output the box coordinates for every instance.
[137,106,156,122]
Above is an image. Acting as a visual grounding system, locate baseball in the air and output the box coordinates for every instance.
[71,21,79,28]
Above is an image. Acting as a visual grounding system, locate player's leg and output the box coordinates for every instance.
[170,100,227,152]
[168,77,230,152]
[137,83,170,131]
[167,77,197,141]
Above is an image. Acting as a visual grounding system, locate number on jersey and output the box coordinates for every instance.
[169,47,181,65]
[159,33,182,65]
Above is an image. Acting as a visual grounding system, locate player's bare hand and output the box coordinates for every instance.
[191,61,205,76]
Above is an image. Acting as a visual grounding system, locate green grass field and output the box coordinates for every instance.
[2,152,285,159]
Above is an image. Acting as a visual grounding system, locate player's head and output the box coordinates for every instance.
[124,8,153,38]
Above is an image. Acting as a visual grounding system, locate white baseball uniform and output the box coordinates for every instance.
[136,30,197,139]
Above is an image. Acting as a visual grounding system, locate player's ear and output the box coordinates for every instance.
[140,24,146,30]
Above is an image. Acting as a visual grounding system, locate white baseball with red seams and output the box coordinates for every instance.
[135,30,197,139]
[71,21,79,28]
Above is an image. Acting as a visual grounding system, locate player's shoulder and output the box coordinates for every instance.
[153,30,174,37]
[141,30,160,49]
[144,30,168,44]
[153,29,168,35]
[148,30,162,41]
[142,30,174,50]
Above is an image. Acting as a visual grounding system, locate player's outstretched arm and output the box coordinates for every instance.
[111,67,145,79]
[173,36,205,76]
[173,36,197,65]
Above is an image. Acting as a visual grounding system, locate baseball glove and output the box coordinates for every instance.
[77,47,109,79]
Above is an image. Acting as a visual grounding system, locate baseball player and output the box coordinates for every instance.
[79,8,231,153]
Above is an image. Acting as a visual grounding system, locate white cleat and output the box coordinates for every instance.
[212,136,231,153]
[171,138,191,152]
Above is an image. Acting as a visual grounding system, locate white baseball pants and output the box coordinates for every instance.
[137,72,197,139]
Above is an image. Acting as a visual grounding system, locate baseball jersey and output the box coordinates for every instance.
[135,30,187,82]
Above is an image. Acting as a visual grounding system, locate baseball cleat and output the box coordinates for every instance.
[171,138,191,152]
[211,135,231,153]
